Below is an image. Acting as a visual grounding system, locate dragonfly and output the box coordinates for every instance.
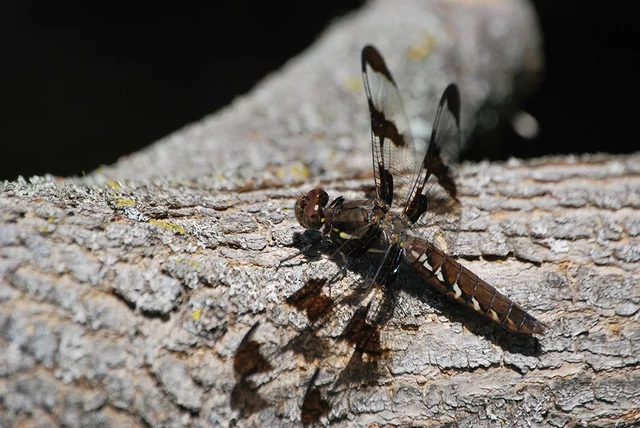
[242,45,548,425]
[293,45,547,336]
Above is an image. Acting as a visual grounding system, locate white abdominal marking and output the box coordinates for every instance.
[452,282,463,300]
[471,298,481,312]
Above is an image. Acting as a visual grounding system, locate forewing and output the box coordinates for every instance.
[423,83,461,200]
[405,84,462,253]
[361,45,418,207]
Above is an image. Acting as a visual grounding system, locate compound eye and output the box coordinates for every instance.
[295,189,328,231]
[294,196,309,227]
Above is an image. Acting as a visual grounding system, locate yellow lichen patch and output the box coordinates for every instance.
[345,75,362,92]
[187,259,202,273]
[407,33,437,61]
[192,308,202,322]
[290,162,311,181]
[47,216,55,223]
[106,180,122,191]
[149,219,186,234]
[608,323,622,337]
[37,223,54,234]
[277,162,311,181]
[116,198,136,207]
[309,132,326,141]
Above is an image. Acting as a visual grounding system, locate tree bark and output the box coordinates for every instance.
[2,0,639,427]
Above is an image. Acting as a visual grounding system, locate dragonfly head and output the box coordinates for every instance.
[295,188,329,231]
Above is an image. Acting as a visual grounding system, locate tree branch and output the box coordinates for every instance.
[2,0,638,427]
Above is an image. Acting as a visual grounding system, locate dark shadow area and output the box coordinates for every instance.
[301,369,331,426]
[237,219,544,423]
[288,228,543,352]
[228,265,395,424]
[0,2,364,181]
[1,2,637,181]
[282,256,393,365]
[230,323,273,417]
[276,231,399,423]
[465,1,640,161]
[285,275,395,426]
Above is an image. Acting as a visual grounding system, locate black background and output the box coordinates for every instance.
[1,2,638,181]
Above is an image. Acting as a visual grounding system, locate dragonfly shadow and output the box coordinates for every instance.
[287,232,543,358]
[400,268,543,357]
[282,232,543,425]
[230,265,396,424]
[283,272,397,425]
[277,231,330,269]
[283,274,394,369]
[230,323,274,418]
[285,230,376,282]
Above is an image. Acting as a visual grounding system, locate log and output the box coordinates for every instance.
[2,0,639,426]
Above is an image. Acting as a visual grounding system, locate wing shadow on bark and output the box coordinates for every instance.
[286,229,543,354]
[263,228,543,423]
[234,249,397,424]
[230,323,274,418]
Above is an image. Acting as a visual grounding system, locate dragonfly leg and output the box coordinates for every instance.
[276,232,325,270]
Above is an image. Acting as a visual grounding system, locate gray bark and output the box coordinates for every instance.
[2,0,639,427]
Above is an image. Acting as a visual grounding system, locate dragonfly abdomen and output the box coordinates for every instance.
[405,237,546,335]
